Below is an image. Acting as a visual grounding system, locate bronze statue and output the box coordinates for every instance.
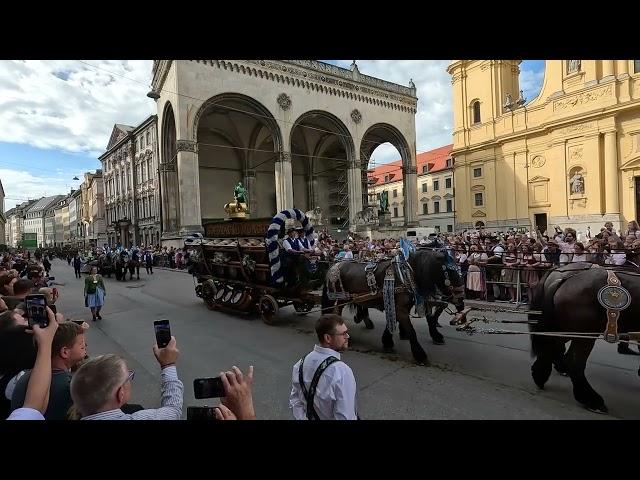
[234,182,248,204]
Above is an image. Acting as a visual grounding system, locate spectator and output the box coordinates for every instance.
[10,322,86,420]
[73,254,82,279]
[2,279,35,310]
[624,220,640,240]
[84,266,106,321]
[70,336,182,420]
[0,272,18,296]
[466,245,488,300]
[290,314,358,420]
[570,242,588,263]
[6,308,58,420]
[213,366,256,420]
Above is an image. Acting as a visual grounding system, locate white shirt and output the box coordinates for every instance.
[606,252,627,266]
[7,407,45,420]
[343,251,354,260]
[290,345,357,420]
[283,237,297,252]
[492,245,505,258]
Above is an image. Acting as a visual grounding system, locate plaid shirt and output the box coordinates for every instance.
[81,366,183,420]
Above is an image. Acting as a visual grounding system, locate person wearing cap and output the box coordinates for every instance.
[296,228,314,253]
[283,228,301,253]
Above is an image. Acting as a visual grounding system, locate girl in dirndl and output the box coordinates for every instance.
[84,266,106,321]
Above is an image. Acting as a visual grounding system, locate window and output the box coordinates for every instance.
[635,60,640,74]
[393,189,398,198]
[446,158,452,168]
[475,193,483,206]
[447,224,453,233]
[422,203,428,215]
[446,200,453,212]
[472,101,481,124]
[445,178,452,189]
[434,201,440,213]
[384,175,390,182]
[422,183,427,193]
[422,165,429,174]
[433,180,439,191]
[567,60,581,74]
[473,167,482,178]
[393,207,398,217]
[146,131,150,145]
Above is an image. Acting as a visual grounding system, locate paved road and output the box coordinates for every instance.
[52,259,639,419]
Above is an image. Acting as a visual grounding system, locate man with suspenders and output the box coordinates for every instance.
[289,314,358,420]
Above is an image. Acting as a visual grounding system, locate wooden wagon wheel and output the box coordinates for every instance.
[259,294,278,325]
[202,280,218,311]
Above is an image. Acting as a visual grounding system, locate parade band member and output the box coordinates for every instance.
[84,266,106,322]
[295,228,314,253]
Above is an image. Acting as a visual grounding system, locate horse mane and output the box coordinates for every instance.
[408,249,445,297]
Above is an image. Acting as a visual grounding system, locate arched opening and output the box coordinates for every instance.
[472,101,481,124]
[161,102,180,232]
[195,94,281,221]
[360,123,412,224]
[290,111,354,228]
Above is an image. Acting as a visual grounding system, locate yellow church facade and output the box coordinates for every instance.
[448,60,640,236]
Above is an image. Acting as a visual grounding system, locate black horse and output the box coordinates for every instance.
[114,252,129,281]
[322,249,465,365]
[529,263,640,413]
[98,254,113,278]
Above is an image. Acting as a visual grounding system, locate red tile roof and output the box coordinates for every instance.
[369,144,453,186]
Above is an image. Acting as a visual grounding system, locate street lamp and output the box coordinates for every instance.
[147,90,160,100]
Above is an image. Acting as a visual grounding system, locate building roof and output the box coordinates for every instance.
[5,207,15,217]
[369,144,453,186]
[26,195,65,214]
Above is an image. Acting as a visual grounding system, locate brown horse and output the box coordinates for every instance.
[322,249,465,365]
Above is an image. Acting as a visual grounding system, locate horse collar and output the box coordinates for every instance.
[597,270,632,343]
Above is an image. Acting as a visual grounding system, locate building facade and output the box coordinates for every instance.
[368,145,456,232]
[150,60,418,246]
[87,170,106,247]
[4,200,37,247]
[101,116,161,248]
[24,196,64,247]
[449,60,640,234]
[0,180,5,246]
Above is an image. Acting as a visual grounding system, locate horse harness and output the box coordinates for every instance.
[597,270,632,343]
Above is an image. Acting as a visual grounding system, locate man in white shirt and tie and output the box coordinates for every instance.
[290,314,358,420]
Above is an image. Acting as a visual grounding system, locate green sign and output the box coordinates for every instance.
[23,233,37,249]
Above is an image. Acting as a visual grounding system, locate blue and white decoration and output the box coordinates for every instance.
[265,209,315,285]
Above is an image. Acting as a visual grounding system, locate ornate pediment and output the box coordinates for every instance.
[443,193,454,199]
[106,124,132,151]
[431,195,441,201]
[471,210,486,217]
[620,155,640,171]
[419,197,429,202]
[529,175,550,183]
[470,184,485,191]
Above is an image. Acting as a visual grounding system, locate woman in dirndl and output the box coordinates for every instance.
[84,266,106,321]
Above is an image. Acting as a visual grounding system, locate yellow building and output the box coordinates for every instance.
[448,60,640,236]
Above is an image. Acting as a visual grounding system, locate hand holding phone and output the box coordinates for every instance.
[25,294,49,328]
[154,320,171,348]
[193,377,225,399]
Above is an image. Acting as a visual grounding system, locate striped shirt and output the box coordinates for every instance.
[81,366,183,420]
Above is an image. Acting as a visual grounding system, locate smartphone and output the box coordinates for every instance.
[154,320,171,348]
[25,294,48,328]
[187,406,218,421]
[193,377,225,399]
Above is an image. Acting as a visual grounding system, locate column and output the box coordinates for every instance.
[275,151,294,212]
[347,164,363,226]
[244,170,257,215]
[404,165,418,226]
[175,140,203,234]
[604,130,619,214]
[617,60,629,77]
[602,60,615,81]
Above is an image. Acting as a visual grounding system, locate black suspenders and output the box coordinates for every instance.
[298,355,340,420]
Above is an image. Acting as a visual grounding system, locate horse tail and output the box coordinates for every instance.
[529,269,554,358]
[321,284,333,313]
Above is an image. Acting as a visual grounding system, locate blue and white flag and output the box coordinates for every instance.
[400,237,415,260]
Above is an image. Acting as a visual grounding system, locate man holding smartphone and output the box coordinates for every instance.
[290,314,358,420]
[70,336,183,420]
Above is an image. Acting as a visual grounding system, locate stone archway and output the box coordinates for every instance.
[360,123,416,225]
[160,102,180,233]
[290,110,355,228]
[194,93,283,220]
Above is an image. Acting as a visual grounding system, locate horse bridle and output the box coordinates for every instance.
[597,270,632,343]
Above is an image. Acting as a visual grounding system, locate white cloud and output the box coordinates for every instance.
[1,167,84,207]
[0,60,155,154]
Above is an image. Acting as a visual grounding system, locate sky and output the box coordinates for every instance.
[0,60,545,212]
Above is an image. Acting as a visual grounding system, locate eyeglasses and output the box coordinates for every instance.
[330,331,350,338]
[120,370,135,389]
